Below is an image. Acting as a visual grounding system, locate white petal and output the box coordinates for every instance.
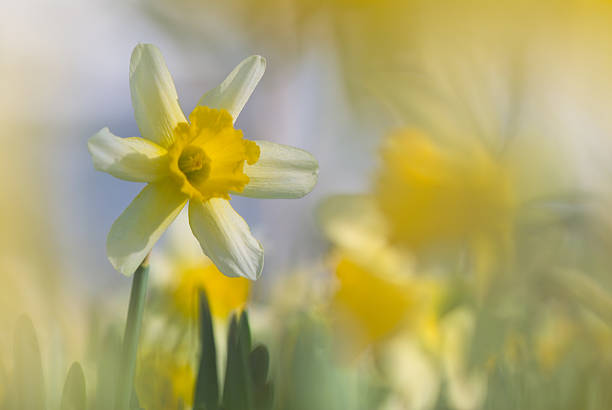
[130,44,186,148]
[107,179,188,276]
[88,127,169,182]
[197,55,266,122]
[318,195,411,277]
[237,141,318,199]
[188,198,263,280]
[317,194,389,252]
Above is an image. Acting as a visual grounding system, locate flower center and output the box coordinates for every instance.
[178,145,210,175]
[168,106,260,201]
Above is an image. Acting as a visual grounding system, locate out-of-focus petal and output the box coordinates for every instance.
[197,55,266,122]
[88,127,169,182]
[318,194,389,251]
[130,44,186,148]
[188,198,263,280]
[236,140,318,199]
[107,179,188,276]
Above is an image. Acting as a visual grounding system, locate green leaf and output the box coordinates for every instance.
[13,315,45,410]
[222,314,253,410]
[222,315,239,409]
[249,345,269,387]
[194,290,219,410]
[238,311,252,354]
[250,344,272,410]
[253,383,274,410]
[60,362,87,410]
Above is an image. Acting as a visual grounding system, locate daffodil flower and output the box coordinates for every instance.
[88,44,318,280]
[318,196,445,353]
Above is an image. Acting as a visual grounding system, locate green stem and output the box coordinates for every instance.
[114,255,150,410]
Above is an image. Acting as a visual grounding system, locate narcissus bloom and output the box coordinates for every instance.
[376,130,516,252]
[332,255,415,346]
[319,196,445,351]
[375,130,517,289]
[88,44,318,279]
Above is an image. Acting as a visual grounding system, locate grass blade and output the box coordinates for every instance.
[194,290,219,410]
[60,362,87,410]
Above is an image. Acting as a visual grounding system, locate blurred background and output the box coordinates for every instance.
[4,0,612,408]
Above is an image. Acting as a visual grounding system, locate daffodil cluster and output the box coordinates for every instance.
[316,123,612,409]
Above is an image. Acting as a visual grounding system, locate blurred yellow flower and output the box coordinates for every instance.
[376,130,516,253]
[319,195,447,351]
[153,212,251,322]
[135,349,194,410]
[89,43,318,280]
[332,256,415,346]
[171,262,250,320]
[328,250,447,357]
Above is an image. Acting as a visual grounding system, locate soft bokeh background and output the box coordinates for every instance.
[3,0,611,299]
[4,0,612,408]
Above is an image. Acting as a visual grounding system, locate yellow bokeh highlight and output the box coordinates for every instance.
[135,350,195,410]
[332,256,415,346]
[376,131,516,252]
[171,261,250,320]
